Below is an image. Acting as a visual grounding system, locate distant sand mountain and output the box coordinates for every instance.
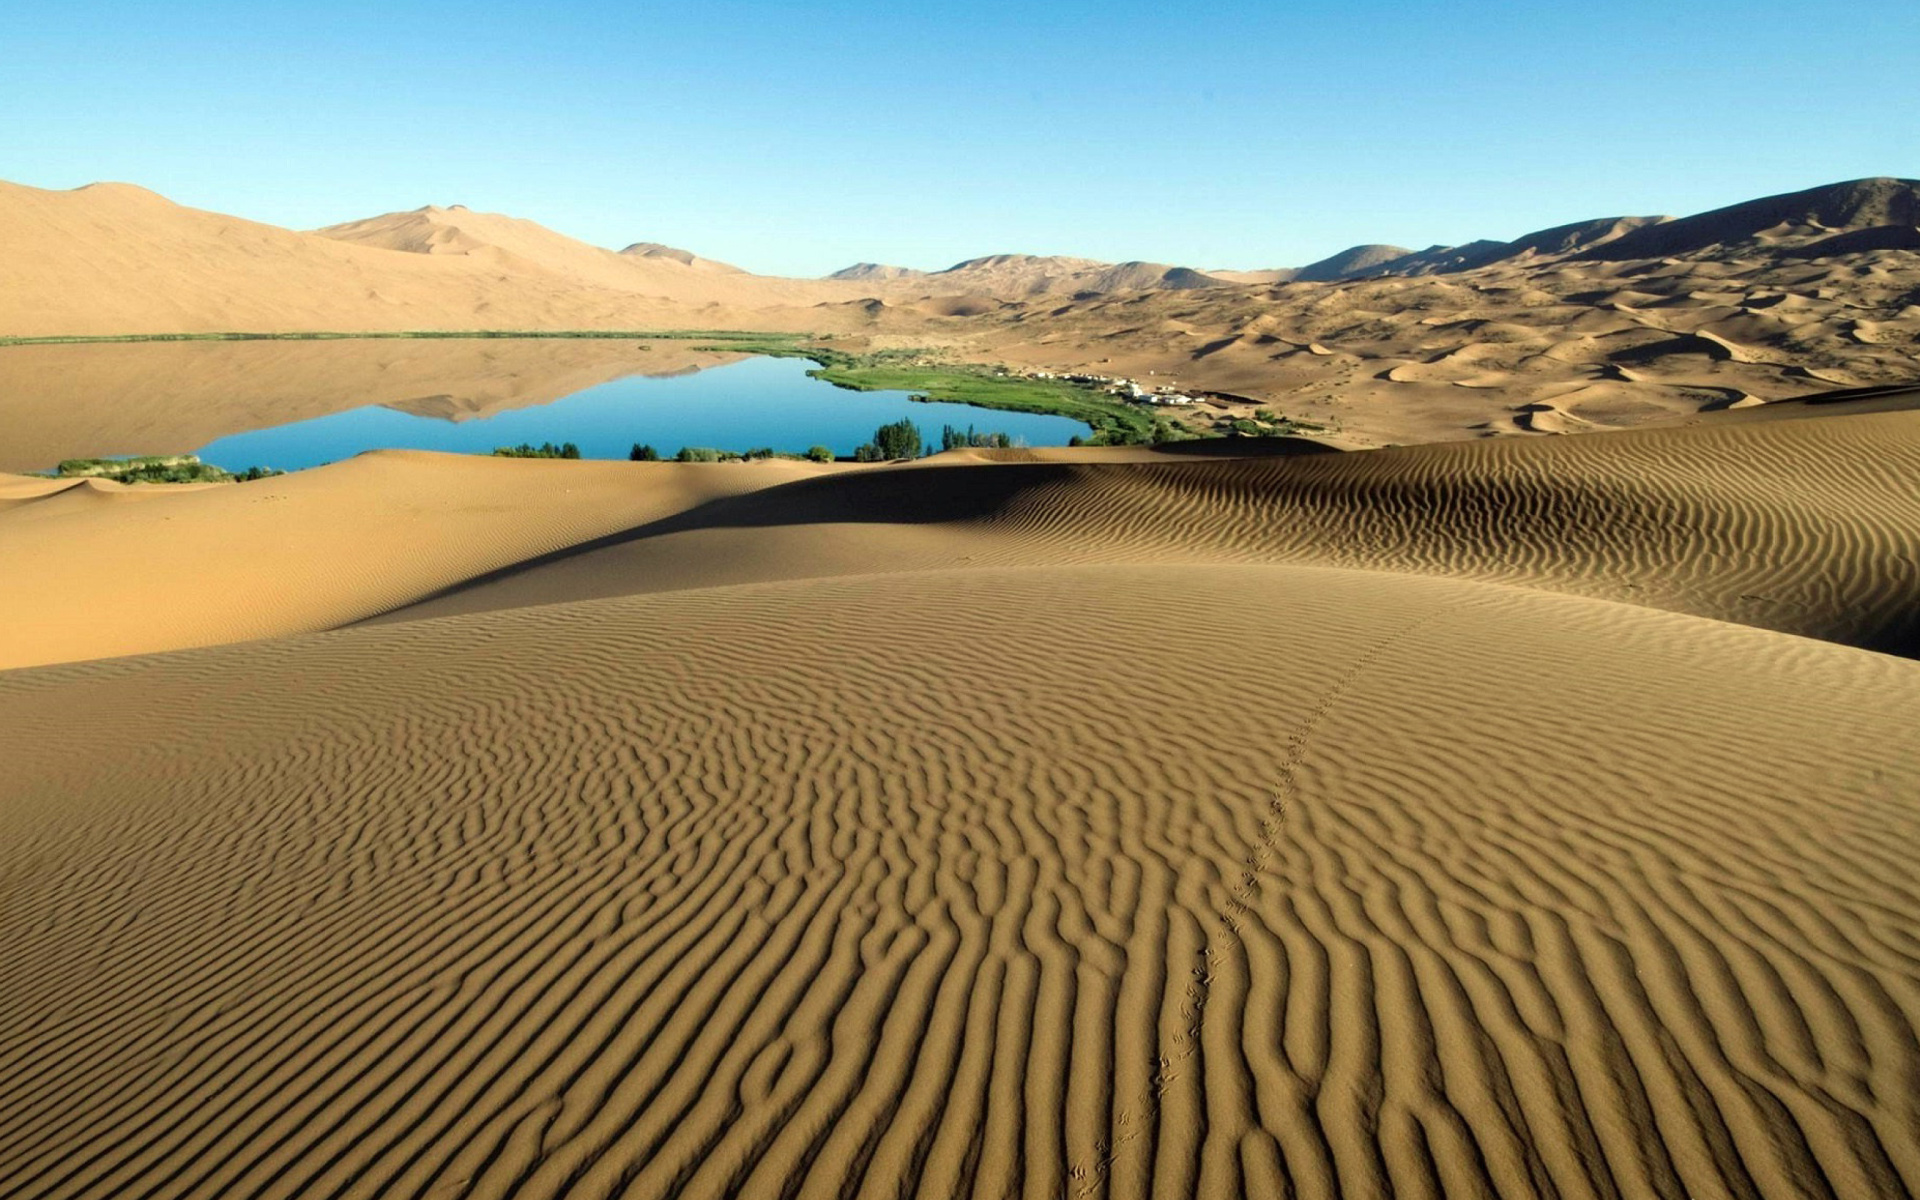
[0,181,693,336]
[1578,176,1920,261]
[2,175,1916,436]
[827,262,926,281]
[1288,217,1670,282]
[901,253,1234,296]
[619,241,744,273]
[1293,243,1414,282]
[926,253,1117,295]
[314,205,773,300]
[1206,268,1298,285]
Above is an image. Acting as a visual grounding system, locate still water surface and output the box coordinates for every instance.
[196,355,1087,470]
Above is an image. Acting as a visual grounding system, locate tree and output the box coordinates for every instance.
[630,443,660,461]
[870,418,922,460]
[805,445,834,462]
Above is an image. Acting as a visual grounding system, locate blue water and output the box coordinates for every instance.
[196,355,1088,470]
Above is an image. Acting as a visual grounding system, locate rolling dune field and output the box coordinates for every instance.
[3,396,1920,1198]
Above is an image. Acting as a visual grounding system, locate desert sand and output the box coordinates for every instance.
[4,394,1920,1197]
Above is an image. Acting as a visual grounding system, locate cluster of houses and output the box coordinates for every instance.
[1023,369,1202,406]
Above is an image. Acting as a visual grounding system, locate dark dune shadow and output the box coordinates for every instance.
[363,461,1089,621]
[372,445,1346,620]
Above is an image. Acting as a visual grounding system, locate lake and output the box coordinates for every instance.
[0,339,1090,473]
[195,353,1087,470]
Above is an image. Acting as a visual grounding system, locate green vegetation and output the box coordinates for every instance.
[51,455,280,484]
[629,443,661,461]
[1223,409,1328,438]
[675,446,723,462]
[492,441,580,459]
[681,339,1156,445]
[805,445,835,463]
[940,424,1019,451]
[854,419,923,462]
[811,359,1151,446]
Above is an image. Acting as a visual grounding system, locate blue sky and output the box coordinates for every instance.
[5,1,1915,276]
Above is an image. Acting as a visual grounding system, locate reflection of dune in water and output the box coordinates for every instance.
[0,338,746,469]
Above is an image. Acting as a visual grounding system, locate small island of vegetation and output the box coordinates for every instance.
[52,455,282,484]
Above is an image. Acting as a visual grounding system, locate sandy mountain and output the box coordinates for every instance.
[1292,243,1414,281]
[896,253,1232,297]
[1343,217,1670,279]
[1084,262,1228,292]
[0,180,870,336]
[1500,213,1667,257]
[828,262,926,281]
[1207,267,1298,284]
[927,253,1115,295]
[1579,176,1920,260]
[0,181,676,336]
[315,205,768,299]
[618,241,744,273]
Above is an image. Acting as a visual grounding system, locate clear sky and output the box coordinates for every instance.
[5,1,1915,276]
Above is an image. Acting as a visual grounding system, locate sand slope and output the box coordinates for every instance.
[3,562,1918,1199]
[0,452,826,669]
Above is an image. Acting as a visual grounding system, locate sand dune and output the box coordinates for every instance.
[371,401,1920,658]
[4,556,1918,1199]
[5,398,1916,675]
[0,452,827,669]
[313,206,813,305]
[0,181,850,338]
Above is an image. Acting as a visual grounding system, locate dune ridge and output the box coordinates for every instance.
[4,397,1916,674]
[374,400,1920,659]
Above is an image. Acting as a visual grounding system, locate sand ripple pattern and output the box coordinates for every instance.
[4,565,1919,1199]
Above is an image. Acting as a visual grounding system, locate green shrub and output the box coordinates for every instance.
[53,455,241,484]
[629,443,660,461]
[492,441,580,459]
[940,424,1016,451]
[675,446,722,463]
[805,445,834,462]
